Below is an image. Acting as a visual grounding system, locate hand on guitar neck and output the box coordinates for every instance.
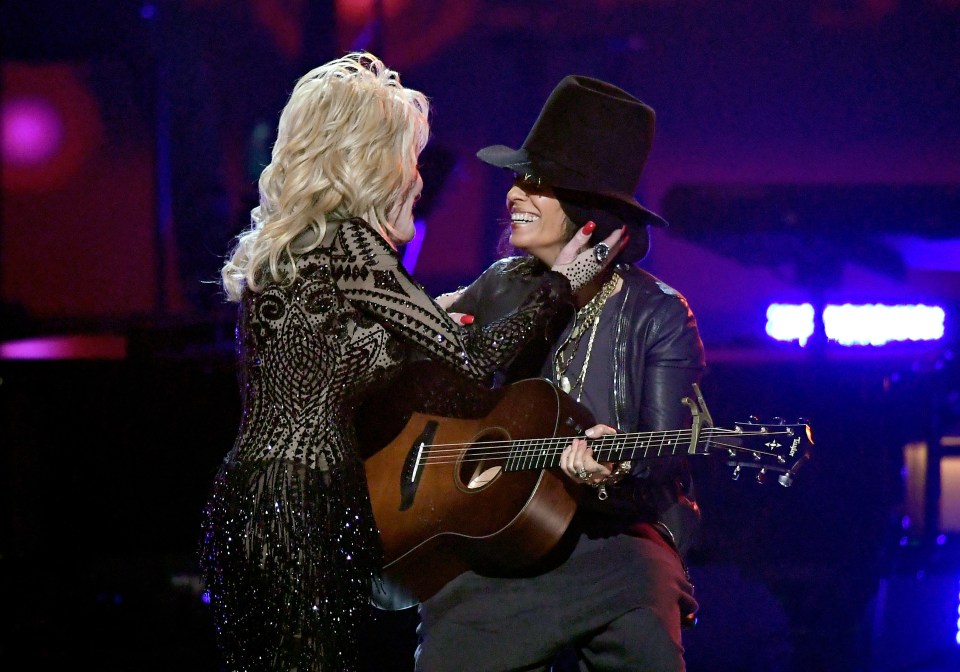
[560,423,617,487]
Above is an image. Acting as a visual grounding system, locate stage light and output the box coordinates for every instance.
[824,303,945,346]
[2,96,64,166]
[765,303,946,347]
[0,335,127,360]
[956,581,960,646]
[765,303,814,346]
[2,63,103,192]
[870,570,960,668]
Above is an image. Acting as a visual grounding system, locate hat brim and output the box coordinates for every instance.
[562,189,668,229]
[476,144,530,172]
[556,191,652,264]
[477,145,668,229]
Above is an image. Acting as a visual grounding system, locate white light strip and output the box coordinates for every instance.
[765,303,815,346]
[823,304,945,346]
[765,303,946,347]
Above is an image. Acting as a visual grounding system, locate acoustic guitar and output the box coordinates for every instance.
[359,363,812,610]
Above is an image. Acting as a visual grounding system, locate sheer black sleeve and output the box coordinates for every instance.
[333,220,571,383]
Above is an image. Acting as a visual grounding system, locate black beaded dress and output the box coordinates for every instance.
[199,219,570,672]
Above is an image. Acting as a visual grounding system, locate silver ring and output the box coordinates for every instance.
[593,243,610,264]
[577,468,589,480]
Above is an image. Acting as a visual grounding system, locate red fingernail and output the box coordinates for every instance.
[459,314,475,325]
[582,221,596,235]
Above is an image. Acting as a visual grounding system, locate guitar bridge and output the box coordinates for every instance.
[398,420,437,511]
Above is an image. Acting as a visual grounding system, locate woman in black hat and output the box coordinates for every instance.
[417,76,706,671]
[197,53,622,672]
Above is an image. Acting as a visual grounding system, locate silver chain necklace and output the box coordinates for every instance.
[553,274,619,398]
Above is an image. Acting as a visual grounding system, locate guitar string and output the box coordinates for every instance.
[416,432,792,455]
[413,439,785,460]
[407,440,792,468]
[417,427,785,452]
[408,429,799,465]
[418,426,746,451]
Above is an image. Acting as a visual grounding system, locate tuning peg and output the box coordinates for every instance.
[748,415,760,424]
[756,468,767,485]
[731,464,741,481]
[771,416,784,425]
[778,472,794,487]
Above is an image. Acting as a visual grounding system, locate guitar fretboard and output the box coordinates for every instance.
[503,428,720,472]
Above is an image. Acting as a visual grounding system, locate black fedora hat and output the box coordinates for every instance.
[477,75,668,233]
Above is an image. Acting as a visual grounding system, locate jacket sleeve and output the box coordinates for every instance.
[334,221,570,383]
[636,291,706,554]
[450,258,572,384]
[448,257,532,323]
[639,293,706,432]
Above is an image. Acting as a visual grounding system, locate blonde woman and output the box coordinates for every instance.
[198,53,621,672]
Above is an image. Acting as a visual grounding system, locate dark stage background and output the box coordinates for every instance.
[3,2,960,671]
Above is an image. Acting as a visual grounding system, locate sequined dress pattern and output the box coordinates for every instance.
[199,219,568,672]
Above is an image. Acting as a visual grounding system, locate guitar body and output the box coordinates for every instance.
[362,366,596,610]
[360,362,814,609]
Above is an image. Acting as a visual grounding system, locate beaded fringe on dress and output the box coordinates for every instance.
[200,455,382,672]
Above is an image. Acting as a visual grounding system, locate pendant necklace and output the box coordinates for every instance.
[554,274,619,399]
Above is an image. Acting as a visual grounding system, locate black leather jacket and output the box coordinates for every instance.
[451,257,706,553]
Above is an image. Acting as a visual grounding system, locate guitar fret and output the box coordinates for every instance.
[543,438,557,468]
[533,438,544,469]
[513,439,526,471]
[508,439,527,471]
[528,438,540,468]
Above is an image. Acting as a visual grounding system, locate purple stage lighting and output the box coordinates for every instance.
[2,96,64,166]
[401,220,427,274]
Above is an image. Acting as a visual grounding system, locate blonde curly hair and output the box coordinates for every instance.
[221,52,430,301]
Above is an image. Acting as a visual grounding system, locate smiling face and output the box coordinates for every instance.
[506,176,577,265]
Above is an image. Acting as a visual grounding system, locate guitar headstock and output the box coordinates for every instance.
[713,419,814,486]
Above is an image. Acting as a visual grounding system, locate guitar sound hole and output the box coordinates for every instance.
[459,428,509,491]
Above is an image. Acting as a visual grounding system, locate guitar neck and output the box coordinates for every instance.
[504,427,716,472]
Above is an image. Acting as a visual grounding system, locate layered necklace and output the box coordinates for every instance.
[553,274,620,399]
